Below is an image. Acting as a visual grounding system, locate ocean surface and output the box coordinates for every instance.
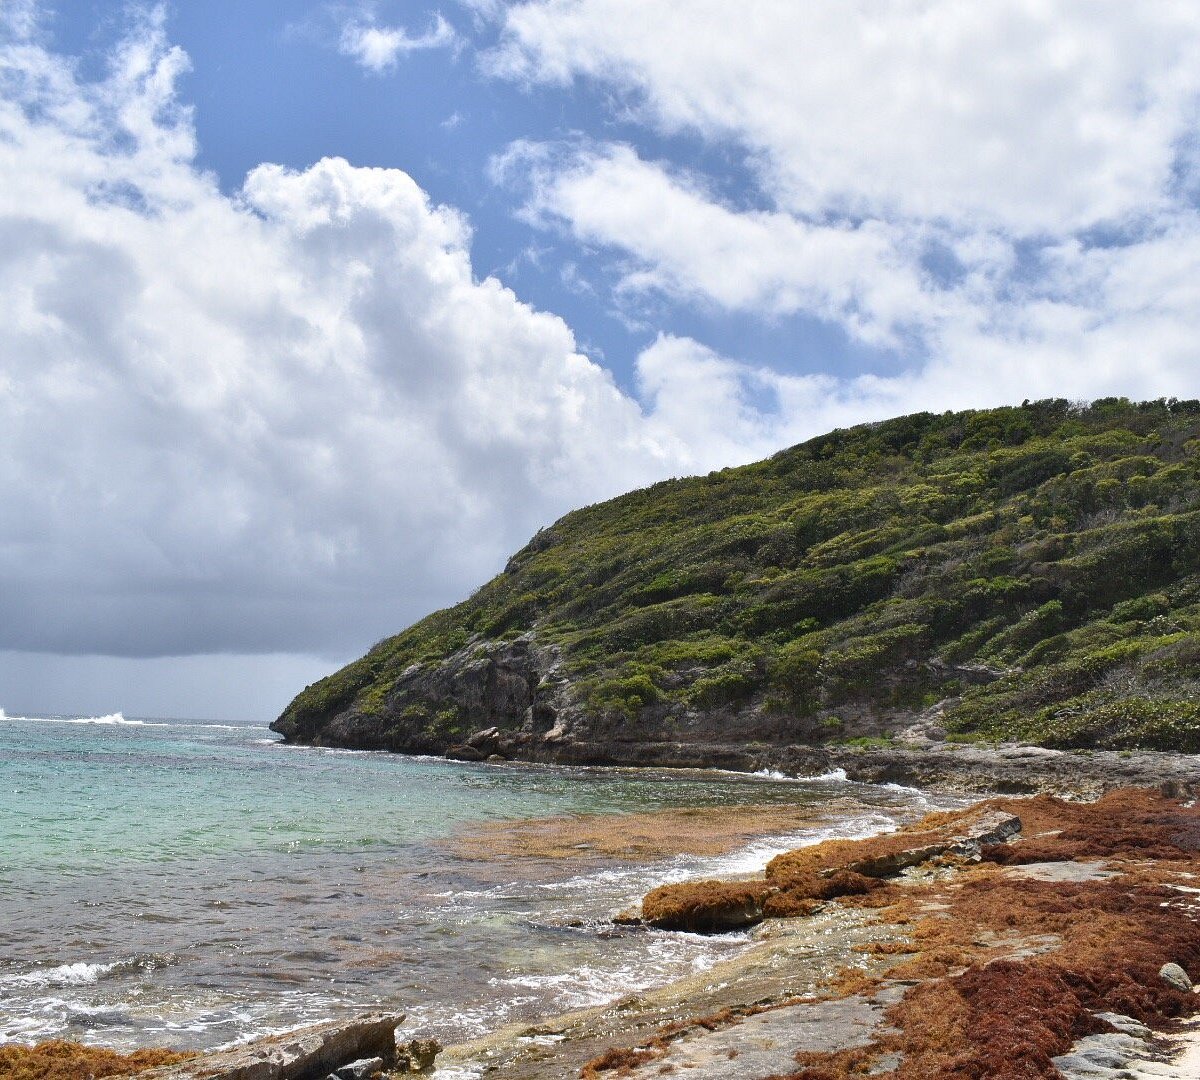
[0,710,947,1052]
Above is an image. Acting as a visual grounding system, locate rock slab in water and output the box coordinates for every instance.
[134,1013,405,1080]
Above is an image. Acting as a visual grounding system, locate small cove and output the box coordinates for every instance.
[0,712,952,1050]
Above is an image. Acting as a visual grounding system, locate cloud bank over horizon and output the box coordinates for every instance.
[3,1,1200,716]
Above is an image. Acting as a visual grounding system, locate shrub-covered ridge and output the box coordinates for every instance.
[274,397,1200,755]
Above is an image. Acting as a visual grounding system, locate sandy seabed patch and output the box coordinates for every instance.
[442,799,875,862]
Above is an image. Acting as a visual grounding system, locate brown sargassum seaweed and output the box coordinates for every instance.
[592,788,1200,1080]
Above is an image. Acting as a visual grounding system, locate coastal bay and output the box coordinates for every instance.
[0,712,944,1054]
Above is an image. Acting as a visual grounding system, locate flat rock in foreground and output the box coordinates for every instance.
[134,1014,405,1080]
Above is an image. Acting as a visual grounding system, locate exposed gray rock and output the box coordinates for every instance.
[1095,1013,1153,1038]
[1002,860,1116,883]
[1160,962,1193,992]
[135,1013,404,1080]
[465,726,501,749]
[825,742,1200,798]
[1052,1015,1193,1080]
[618,992,893,1079]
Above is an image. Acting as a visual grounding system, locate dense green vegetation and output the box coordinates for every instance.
[280,398,1200,752]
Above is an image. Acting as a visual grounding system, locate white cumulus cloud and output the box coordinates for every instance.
[4,0,1200,682]
[490,0,1200,231]
[487,0,1200,398]
[0,6,679,659]
[339,11,456,72]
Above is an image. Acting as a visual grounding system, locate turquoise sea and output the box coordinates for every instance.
[0,710,941,1052]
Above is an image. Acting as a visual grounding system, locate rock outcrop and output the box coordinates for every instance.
[134,1014,409,1080]
[636,806,1022,932]
[274,401,1200,767]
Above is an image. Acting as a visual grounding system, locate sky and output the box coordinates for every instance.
[3,0,1200,721]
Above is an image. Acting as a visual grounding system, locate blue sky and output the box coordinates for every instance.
[44,0,887,388]
[4,1,1200,719]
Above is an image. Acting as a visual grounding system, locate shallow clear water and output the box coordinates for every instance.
[0,710,944,1051]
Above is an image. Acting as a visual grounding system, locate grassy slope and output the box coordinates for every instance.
[278,397,1200,752]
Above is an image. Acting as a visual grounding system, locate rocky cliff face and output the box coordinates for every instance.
[272,629,1008,778]
[272,629,844,766]
[273,635,560,755]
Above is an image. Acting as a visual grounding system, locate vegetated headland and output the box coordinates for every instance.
[273,397,1200,793]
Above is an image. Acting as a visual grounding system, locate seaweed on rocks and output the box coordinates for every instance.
[610,788,1200,1080]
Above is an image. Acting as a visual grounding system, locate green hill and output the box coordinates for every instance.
[273,397,1200,759]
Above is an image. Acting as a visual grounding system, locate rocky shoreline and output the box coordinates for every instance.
[271,635,1200,797]
[441,733,1200,798]
[12,777,1200,1080]
[437,787,1200,1079]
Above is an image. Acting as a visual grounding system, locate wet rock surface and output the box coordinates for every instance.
[328,1057,382,1080]
[434,909,898,1079]
[617,990,900,1079]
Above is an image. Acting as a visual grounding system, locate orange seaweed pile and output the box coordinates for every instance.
[641,879,768,932]
[640,803,1000,931]
[0,1040,194,1080]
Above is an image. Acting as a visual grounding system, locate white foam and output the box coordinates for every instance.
[11,711,164,726]
[496,967,631,1009]
[69,712,140,726]
[0,1014,60,1044]
[881,780,944,810]
[2,961,117,988]
[493,931,737,1013]
[167,722,250,732]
